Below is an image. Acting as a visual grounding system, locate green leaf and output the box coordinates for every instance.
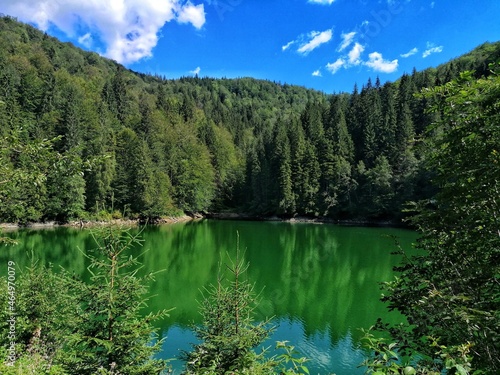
[455,364,468,375]
[403,366,417,375]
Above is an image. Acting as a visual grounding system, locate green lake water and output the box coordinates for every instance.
[1,220,418,375]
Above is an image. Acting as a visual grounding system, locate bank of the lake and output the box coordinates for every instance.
[0,211,409,232]
[206,212,409,227]
[0,214,199,231]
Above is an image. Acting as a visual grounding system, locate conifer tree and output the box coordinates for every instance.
[289,119,307,211]
[111,67,130,125]
[395,74,416,155]
[379,82,397,163]
[359,82,382,166]
[327,95,354,163]
[182,244,272,375]
[44,149,86,221]
[62,228,168,375]
[299,140,321,215]
[317,135,337,215]
[300,101,324,146]
[271,119,294,214]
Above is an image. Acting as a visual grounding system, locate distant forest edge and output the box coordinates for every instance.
[1,15,499,224]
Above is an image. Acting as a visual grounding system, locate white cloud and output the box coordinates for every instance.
[190,66,201,75]
[177,2,205,29]
[423,43,443,58]
[348,42,365,65]
[282,40,295,51]
[312,70,322,77]
[0,0,206,64]
[365,52,398,73]
[400,47,418,58]
[338,31,356,51]
[297,29,333,55]
[308,0,336,4]
[78,32,92,48]
[326,58,345,74]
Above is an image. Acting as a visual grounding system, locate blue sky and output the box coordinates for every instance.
[1,0,500,93]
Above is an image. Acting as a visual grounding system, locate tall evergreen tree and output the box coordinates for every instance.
[299,140,321,215]
[300,101,324,146]
[379,82,398,163]
[359,82,382,166]
[271,119,294,214]
[183,249,272,375]
[327,94,354,163]
[395,74,416,154]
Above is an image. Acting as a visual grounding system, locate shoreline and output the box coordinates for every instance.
[205,212,408,228]
[0,214,200,231]
[0,212,408,231]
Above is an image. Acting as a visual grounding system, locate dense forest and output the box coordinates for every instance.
[1,15,500,223]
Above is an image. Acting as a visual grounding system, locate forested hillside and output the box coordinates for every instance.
[1,15,499,223]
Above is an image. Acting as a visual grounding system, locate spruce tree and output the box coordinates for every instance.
[183,246,271,375]
[271,119,294,214]
[62,228,169,375]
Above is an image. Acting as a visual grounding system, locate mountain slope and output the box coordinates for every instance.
[1,15,499,223]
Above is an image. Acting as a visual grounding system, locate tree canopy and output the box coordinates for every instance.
[364,65,500,375]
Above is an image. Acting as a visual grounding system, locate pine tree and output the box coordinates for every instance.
[289,118,307,212]
[327,95,354,163]
[271,119,294,214]
[299,140,320,215]
[300,101,324,146]
[395,74,416,155]
[62,228,169,375]
[111,67,130,125]
[359,82,382,166]
[112,128,144,215]
[379,82,397,163]
[182,244,272,375]
[55,73,83,152]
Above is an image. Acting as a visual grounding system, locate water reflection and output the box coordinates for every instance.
[1,220,417,375]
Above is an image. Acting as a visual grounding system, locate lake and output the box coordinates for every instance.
[1,220,417,375]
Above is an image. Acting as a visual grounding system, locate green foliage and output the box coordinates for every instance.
[0,131,53,222]
[0,128,87,223]
[373,66,500,374]
[182,241,313,375]
[0,228,169,375]
[274,341,311,375]
[45,149,87,221]
[182,246,272,374]
[361,327,481,375]
[169,123,216,212]
[0,260,75,373]
[61,228,169,375]
[0,347,69,375]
